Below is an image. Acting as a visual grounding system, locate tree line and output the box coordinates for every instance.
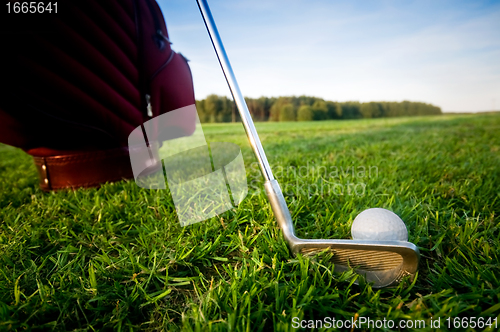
[195,95,442,123]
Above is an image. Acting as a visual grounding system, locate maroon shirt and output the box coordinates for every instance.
[0,0,196,157]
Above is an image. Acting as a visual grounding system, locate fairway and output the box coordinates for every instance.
[1,114,499,331]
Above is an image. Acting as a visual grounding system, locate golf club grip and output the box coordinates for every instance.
[196,0,274,182]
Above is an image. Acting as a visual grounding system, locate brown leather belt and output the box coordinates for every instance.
[33,147,134,191]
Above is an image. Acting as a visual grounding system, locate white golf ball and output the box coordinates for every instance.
[351,208,408,241]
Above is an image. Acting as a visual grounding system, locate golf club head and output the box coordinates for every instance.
[292,239,419,288]
[265,180,420,288]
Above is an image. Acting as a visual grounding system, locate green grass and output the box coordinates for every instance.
[1,113,499,331]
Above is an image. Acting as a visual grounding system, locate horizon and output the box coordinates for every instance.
[158,0,500,113]
[193,93,500,114]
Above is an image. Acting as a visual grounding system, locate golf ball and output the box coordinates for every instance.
[351,208,408,241]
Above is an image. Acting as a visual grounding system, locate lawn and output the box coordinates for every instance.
[0,113,499,331]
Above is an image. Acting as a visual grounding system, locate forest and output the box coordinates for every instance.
[195,95,442,123]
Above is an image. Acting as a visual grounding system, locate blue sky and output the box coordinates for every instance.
[158,0,500,112]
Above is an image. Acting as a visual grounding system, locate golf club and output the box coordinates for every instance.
[196,0,419,287]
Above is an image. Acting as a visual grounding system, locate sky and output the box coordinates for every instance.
[157,0,500,113]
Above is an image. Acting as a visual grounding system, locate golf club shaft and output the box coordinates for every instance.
[197,0,299,242]
[196,0,274,182]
